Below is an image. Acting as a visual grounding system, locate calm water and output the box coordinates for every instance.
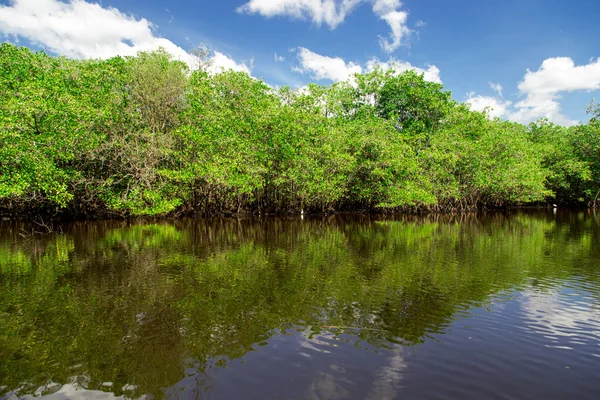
[1,211,599,399]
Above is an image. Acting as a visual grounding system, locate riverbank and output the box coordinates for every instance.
[0,203,588,224]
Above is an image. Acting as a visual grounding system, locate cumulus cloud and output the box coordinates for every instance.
[237,0,412,53]
[294,47,362,82]
[208,51,252,74]
[0,0,251,73]
[236,0,363,28]
[465,93,512,119]
[293,49,441,84]
[366,56,442,83]
[511,57,600,125]
[293,47,442,87]
[466,58,600,125]
[466,82,511,119]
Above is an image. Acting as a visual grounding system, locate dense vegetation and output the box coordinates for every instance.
[1,43,599,218]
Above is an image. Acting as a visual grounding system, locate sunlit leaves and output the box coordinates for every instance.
[0,43,597,216]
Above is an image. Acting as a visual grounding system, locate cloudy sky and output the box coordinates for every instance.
[1,0,599,125]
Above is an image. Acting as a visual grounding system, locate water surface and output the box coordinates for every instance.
[1,211,599,399]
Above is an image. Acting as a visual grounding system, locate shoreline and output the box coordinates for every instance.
[0,204,589,223]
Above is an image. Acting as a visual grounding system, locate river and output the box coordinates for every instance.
[1,211,599,399]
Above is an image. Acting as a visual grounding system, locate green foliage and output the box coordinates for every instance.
[573,102,600,204]
[0,43,598,217]
[527,119,591,204]
[376,69,454,134]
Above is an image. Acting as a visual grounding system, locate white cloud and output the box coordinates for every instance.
[0,0,251,74]
[293,50,441,85]
[293,84,311,95]
[466,82,510,119]
[366,56,442,83]
[237,0,411,53]
[488,82,503,97]
[294,47,362,82]
[510,57,600,125]
[372,0,410,53]
[465,58,600,126]
[0,0,185,59]
[274,52,286,63]
[208,51,252,74]
[465,93,512,119]
[371,0,401,15]
[236,0,363,28]
[519,57,600,95]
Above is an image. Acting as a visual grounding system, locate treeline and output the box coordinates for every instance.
[1,43,599,218]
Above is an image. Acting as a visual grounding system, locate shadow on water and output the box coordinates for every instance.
[0,210,599,399]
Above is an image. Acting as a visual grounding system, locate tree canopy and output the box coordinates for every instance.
[1,43,599,218]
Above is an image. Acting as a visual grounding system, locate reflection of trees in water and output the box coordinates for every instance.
[0,211,599,398]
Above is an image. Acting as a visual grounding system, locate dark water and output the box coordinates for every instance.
[1,211,599,399]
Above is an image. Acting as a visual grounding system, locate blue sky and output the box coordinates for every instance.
[1,0,599,125]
